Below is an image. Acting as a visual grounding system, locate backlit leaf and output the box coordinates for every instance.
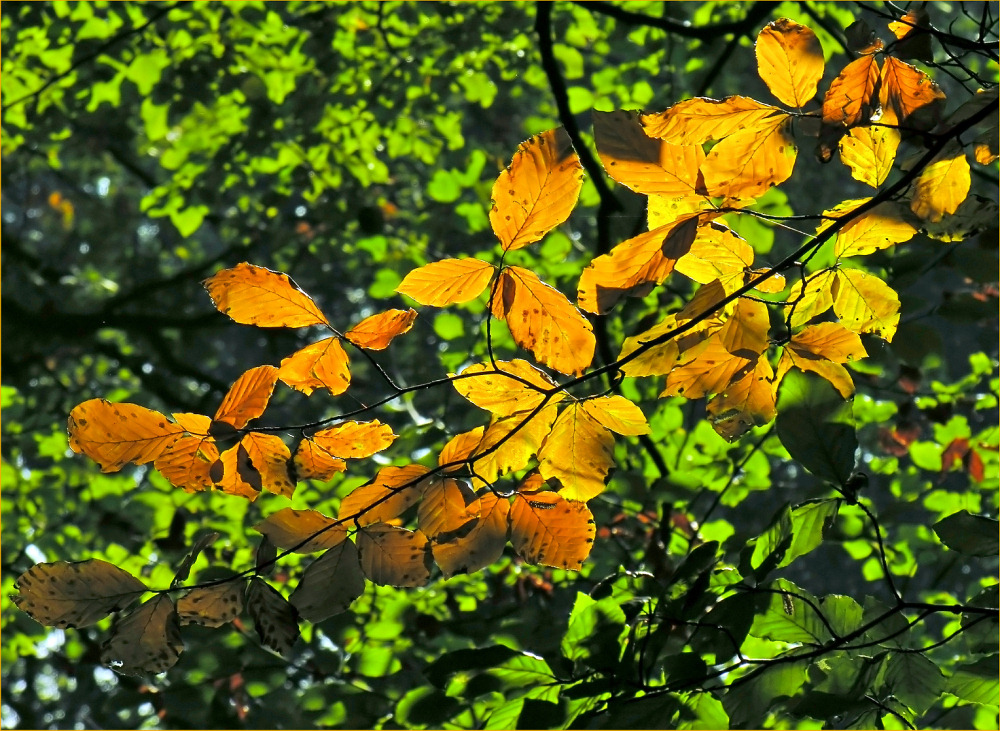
[395,258,496,306]
[642,95,781,144]
[13,560,146,629]
[253,507,346,553]
[788,270,836,328]
[203,262,330,328]
[776,322,868,398]
[289,540,366,621]
[357,523,432,587]
[438,426,486,471]
[920,195,1000,242]
[832,268,900,341]
[662,336,753,400]
[452,359,558,416]
[292,438,347,481]
[700,113,796,201]
[213,365,279,429]
[879,57,946,124]
[470,404,559,484]
[707,356,776,441]
[835,203,917,257]
[821,55,881,127]
[154,432,219,492]
[538,404,615,502]
[489,127,583,251]
[240,433,295,498]
[177,583,244,627]
[211,443,263,500]
[719,298,770,356]
[418,476,481,539]
[839,125,900,187]
[246,577,299,656]
[338,464,430,527]
[344,308,418,350]
[310,420,396,459]
[492,266,595,376]
[910,144,971,222]
[581,395,651,436]
[68,399,183,473]
[508,484,595,569]
[100,595,183,675]
[432,492,510,577]
[756,19,825,109]
[278,337,351,396]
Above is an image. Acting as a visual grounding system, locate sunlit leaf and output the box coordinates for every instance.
[887,7,934,62]
[452,359,559,416]
[338,464,430,526]
[910,143,971,223]
[213,365,279,428]
[309,419,396,459]
[776,322,868,398]
[438,426,486,471]
[719,298,770,356]
[508,483,595,569]
[879,56,946,124]
[707,355,776,441]
[246,577,299,656]
[470,405,559,484]
[832,268,900,341]
[538,404,615,502]
[177,583,245,628]
[489,127,583,252]
[203,262,330,328]
[100,595,183,675]
[68,399,183,473]
[13,560,146,629]
[834,203,917,257]
[821,55,881,127]
[154,431,219,493]
[700,114,796,201]
[418,476,481,540]
[239,432,295,498]
[253,507,346,553]
[662,335,753,400]
[919,195,1000,242]
[580,395,650,436]
[292,437,347,481]
[432,492,510,577]
[788,270,836,328]
[357,523,432,587]
[755,19,825,109]
[395,258,496,306]
[839,125,900,188]
[289,540,366,621]
[641,95,781,144]
[278,337,351,396]
[211,443,264,500]
[344,308,418,350]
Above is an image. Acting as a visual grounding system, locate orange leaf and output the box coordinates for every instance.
[641,95,781,144]
[700,113,796,201]
[68,399,184,473]
[338,464,430,527]
[344,308,417,350]
[910,143,971,223]
[593,109,708,199]
[356,523,432,587]
[254,508,346,553]
[278,337,351,396]
[776,322,868,398]
[538,404,615,502]
[177,583,244,628]
[310,420,396,459]
[755,19,825,109]
[438,426,486,471]
[719,298,771,356]
[821,55,881,127]
[395,258,496,306]
[418,477,481,540]
[835,203,917,258]
[99,595,183,675]
[225,434,293,498]
[489,127,584,252]
[577,213,699,315]
[581,395,651,436]
[154,429,219,492]
[452,359,559,416]
[492,266,595,376]
[839,125,900,188]
[470,404,559,484]
[662,335,754,400]
[618,315,683,378]
[879,57,946,124]
[210,443,263,500]
[707,356,776,441]
[431,492,510,577]
[292,438,347,481]
[213,365,279,429]
[203,262,329,328]
[508,487,595,569]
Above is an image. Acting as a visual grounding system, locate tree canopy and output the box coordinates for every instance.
[2,2,998,729]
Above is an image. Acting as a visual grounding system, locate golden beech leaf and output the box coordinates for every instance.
[581,395,651,436]
[356,523,432,587]
[489,127,584,252]
[68,400,184,473]
[775,322,868,398]
[707,356,776,441]
[203,262,330,328]
[211,443,263,500]
[593,109,708,200]
[395,258,496,306]
[508,486,595,570]
[292,438,347,481]
[747,268,787,294]
[418,477,481,540]
[338,464,430,527]
[438,426,486,471]
[246,577,300,656]
[888,7,934,62]
[492,266,595,376]
[253,508,346,553]
[618,315,682,378]
[662,335,754,400]
[577,213,699,315]
[647,190,714,227]
[719,298,771,356]
[919,195,1000,243]
[470,405,559,484]
[831,268,900,341]
[213,365,279,429]
[431,492,510,578]
[910,144,972,223]
[289,540,366,622]
[240,433,295,498]
[789,270,837,328]
[537,404,615,502]
[821,55,881,128]
[177,583,244,628]
[880,57,946,124]
[452,359,559,416]
[700,113,796,201]
[154,431,219,493]
[641,95,781,144]
[835,203,917,258]
[100,595,184,676]
[278,337,351,396]
[839,125,900,188]
[13,560,147,629]
[310,420,396,460]
[344,308,418,350]
[674,222,754,292]
[756,18,825,109]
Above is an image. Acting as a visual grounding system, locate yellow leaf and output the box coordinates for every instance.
[310,419,396,459]
[788,270,837,328]
[880,57,946,124]
[177,583,244,628]
[707,356,776,441]
[835,203,917,258]
[593,109,708,199]
[775,322,867,398]
[470,404,559,484]
[580,395,651,436]
[490,127,584,251]
[641,95,781,144]
[618,314,683,378]
[289,540,366,621]
[756,19,825,108]
[395,258,496,306]
[213,365,279,429]
[700,113,796,201]
[821,55,881,127]
[292,438,347,481]
[356,523,432,587]
[240,433,295,498]
[13,559,147,629]
[747,268,787,294]
[719,298,771,356]
[647,190,713,227]
[431,492,510,577]
[538,404,615,502]
[278,337,351,396]
[839,125,900,188]
[245,577,299,656]
[344,308,417,350]
[577,213,699,314]
[910,144,971,222]
[920,195,1000,243]
[253,507,346,553]
[418,477,481,540]
[887,7,934,61]
[832,268,900,341]
[68,399,184,473]
[100,595,183,675]
[492,266,595,376]
[452,359,559,416]
[203,262,329,328]
[438,426,486,471]
[338,464,430,527]
[508,487,595,570]
[674,222,754,292]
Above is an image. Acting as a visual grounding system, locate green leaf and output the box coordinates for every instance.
[776,370,858,486]
[819,594,864,637]
[593,693,683,729]
[516,698,565,730]
[561,593,627,671]
[780,500,840,568]
[933,510,1000,556]
[750,579,833,645]
[424,645,519,688]
[749,505,793,579]
[723,661,808,728]
[690,594,756,662]
[394,686,461,727]
[876,652,944,714]
[946,656,1000,707]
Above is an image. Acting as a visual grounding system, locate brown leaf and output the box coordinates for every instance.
[879,57,946,125]
[338,464,430,527]
[431,492,510,578]
[100,595,184,675]
[253,507,347,553]
[292,438,347,481]
[203,262,329,328]
[177,583,245,627]
[246,577,299,656]
[418,477,481,540]
[68,399,184,473]
[289,540,366,621]
[821,55,881,128]
[356,523,432,587]
[240,433,295,498]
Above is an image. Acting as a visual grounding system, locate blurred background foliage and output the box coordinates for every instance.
[2,1,997,728]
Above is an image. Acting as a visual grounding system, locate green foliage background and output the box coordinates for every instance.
[2,2,997,729]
